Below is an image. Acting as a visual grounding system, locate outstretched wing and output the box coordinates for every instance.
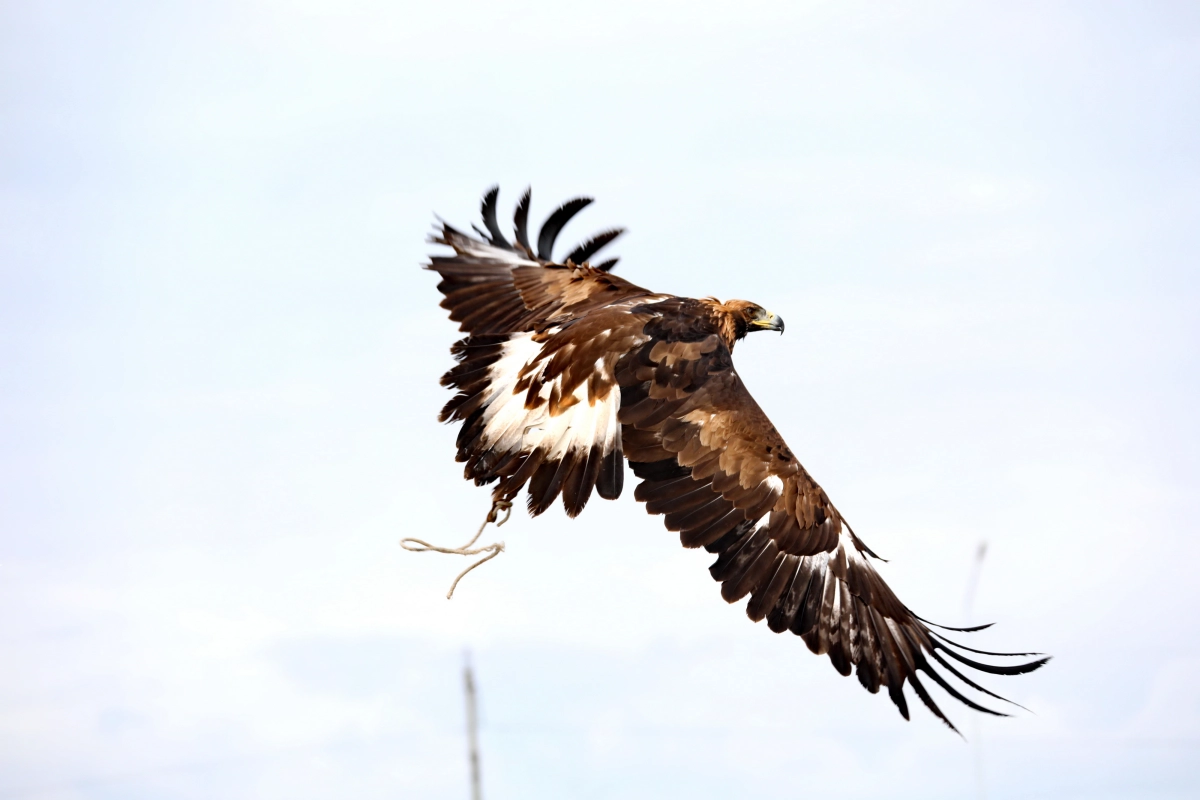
[428,186,643,336]
[428,187,667,518]
[616,301,1048,731]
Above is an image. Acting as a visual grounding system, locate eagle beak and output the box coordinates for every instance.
[751,311,785,334]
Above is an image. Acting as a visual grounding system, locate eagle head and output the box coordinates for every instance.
[718,299,785,342]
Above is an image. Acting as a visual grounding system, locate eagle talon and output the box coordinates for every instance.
[489,499,513,527]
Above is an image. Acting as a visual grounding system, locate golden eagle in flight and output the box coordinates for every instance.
[423,186,1047,732]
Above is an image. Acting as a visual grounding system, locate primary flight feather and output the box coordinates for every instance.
[424,186,1047,732]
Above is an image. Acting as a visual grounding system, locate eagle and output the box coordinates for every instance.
[421,186,1047,732]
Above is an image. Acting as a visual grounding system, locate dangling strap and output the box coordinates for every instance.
[401,496,512,599]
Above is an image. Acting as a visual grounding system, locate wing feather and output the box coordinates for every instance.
[537,197,594,261]
[513,187,533,253]
[480,185,509,248]
[565,228,625,265]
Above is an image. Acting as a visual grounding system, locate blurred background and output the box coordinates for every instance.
[2,1,1198,797]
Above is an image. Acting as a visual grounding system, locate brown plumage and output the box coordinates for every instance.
[425,186,1048,733]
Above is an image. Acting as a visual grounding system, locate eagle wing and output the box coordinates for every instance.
[428,187,665,518]
[429,186,649,335]
[616,301,1048,731]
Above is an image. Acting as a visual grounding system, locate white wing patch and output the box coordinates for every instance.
[480,332,620,460]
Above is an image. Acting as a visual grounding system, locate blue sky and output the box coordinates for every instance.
[2,1,1198,798]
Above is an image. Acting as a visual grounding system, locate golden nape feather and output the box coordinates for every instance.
[420,185,1048,733]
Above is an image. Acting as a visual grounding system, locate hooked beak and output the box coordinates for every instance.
[750,311,785,334]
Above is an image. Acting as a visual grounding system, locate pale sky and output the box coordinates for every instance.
[2,1,1198,798]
